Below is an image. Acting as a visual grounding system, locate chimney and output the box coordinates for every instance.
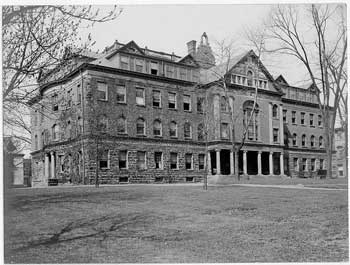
[187,40,196,55]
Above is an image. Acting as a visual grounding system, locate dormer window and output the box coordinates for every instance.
[150,61,158,75]
[120,56,129,70]
[247,70,253,86]
[135,59,144,73]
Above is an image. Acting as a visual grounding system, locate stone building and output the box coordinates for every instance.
[334,127,347,178]
[29,33,329,186]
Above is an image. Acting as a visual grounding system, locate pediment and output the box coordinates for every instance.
[118,41,145,55]
[178,54,199,67]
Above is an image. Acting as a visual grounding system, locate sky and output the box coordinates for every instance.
[78,4,309,87]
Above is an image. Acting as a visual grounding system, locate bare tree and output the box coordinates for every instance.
[2,5,122,145]
[264,4,347,178]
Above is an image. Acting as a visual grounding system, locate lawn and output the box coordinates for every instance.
[4,184,348,263]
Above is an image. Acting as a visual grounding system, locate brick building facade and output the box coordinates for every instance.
[29,33,329,186]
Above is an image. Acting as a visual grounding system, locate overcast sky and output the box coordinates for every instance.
[78,4,310,87]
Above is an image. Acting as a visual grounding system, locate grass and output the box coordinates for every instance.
[4,184,348,263]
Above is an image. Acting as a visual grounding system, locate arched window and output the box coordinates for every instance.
[184,122,192,139]
[220,96,228,112]
[153,119,162,136]
[272,104,278,118]
[302,134,306,146]
[243,101,259,141]
[169,121,177,138]
[292,133,297,146]
[77,117,83,134]
[198,123,205,141]
[136,118,146,135]
[34,135,38,149]
[52,124,59,140]
[247,70,253,86]
[67,120,72,138]
[310,135,315,147]
[117,116,126,134]
[319,136,323,148]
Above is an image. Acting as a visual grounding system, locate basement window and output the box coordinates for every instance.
[186,177,194,182]
[155,177,163,183]
[119,177,129,183]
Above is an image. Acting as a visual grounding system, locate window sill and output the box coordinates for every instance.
[154,135,163,138]
[310,125,315,128]
[184,110,192,113]
[117,132,128,135]
[136,134,147,137]
[136,104,146,107]
[184,138,192,140]
[98,99,108,102]
[100,167,110,171]
[117,101,127,105]
[153,106,162,109]
[301,124,306,126]
[168,108,178,111]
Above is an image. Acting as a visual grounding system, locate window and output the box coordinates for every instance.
[99,150,109,169]
[117,116,126,134]
[136,118,145,135]
[116,85,126,103]
[283,109,287,123]
[34,135,38,149]
[136,87,145,106]
[302,158,307,171]
[52,124,59,140]
[59,155,64,172]
[273,128,279,143]
[221,96,228,112]
[153,120,162,136]
[185,154,193,170]
[247,70,253,86]
[137,151,146,170]
[119,151,127,169]
[154,152,163,169]
[52,94,58,111]
[319,159,324,170]
[198,124,205,141]
[150,61,158,75]
[183,95,191,111]
[300,112,305,125]
[243,101,259,141]
[293,158,299,171]
[310,135,315,147]
[309,114,314,126]
[184,122,192,139]
[170,152,178,169]
[77,117,83,134]
[98,115,108,132]
[311,158,316,171]
[221,123,229,139]
[180,68,187,80]
[166,65,174,78]
[33,110,38,126]
[197,97,204,113]
[168,92,177,109]
[97,82,108,101]
[272,104,278,118]
[318,115,322,127]
[292,111,296,124]
[292,133,297,146]
[199,154,205,170]
[152,90,161,107]
[120,56,129,70]
[169,121,177,138]
[135,59,143,72]
[301,134,306,146]
[319,136,323,148]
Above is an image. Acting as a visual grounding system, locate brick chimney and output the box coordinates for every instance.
[187,40,197,55]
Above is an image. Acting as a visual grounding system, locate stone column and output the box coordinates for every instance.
[269,103,273,144]
[207,151,212,175]
[50,151,55,179]
[257,151,262,175]
[279,104,284,145]
[44,153,49,179]
[280,152,284,175]
[216,149,221,175]
[243,150,247,175]
[230,150,234,175]
[269,152,274,175]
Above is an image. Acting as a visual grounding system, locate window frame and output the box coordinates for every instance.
[137,151,147,170]
[183,94,191,112]
[185,153,193,170]
[118,150,128,169]
[169,121,178,138]
[136,118,146,136]
[116,85,126,103]
[170,152,178,169]
[154,152,163,169]
[135,87,145,106]
[184,122,192,139]
[153,119,162,137]
[99,150,110,169]
[97,82,108,101]
[152,90,161,108]
[168,92,177,109]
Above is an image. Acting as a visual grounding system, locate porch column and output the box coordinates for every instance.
[207,152,212,175]
[280,152,284,175]
[50,151,55,179]
[279,104,284,145]
[44,153,49,179]
[269,152,274,175]
[216,149,221,175]
[230,150,234,175]
[243,150,247,175]
[257,151,262,175]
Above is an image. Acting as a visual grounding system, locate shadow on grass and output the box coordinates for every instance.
[15,213,151,251]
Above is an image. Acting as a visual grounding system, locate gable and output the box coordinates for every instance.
[178,54,199,67]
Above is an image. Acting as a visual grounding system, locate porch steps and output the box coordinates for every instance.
[207,174,289,184]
